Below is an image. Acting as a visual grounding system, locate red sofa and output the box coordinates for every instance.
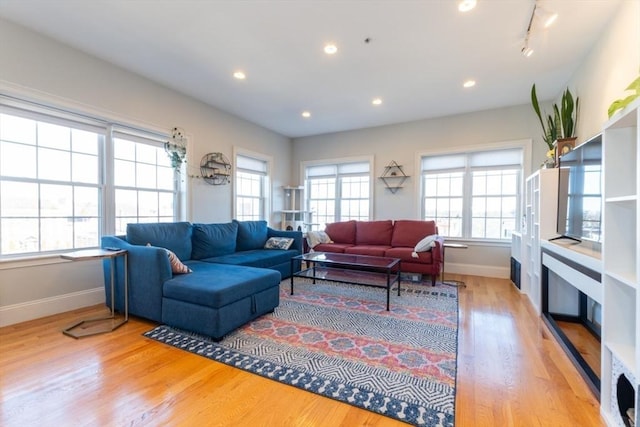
[313,219,444,285]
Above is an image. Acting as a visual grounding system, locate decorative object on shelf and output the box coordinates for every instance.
[531,84,579,168]
[554,136,577,165]
[379,160,409,194]
[165,127,187,171]
[608,73,640,118]
[199,152,231,185]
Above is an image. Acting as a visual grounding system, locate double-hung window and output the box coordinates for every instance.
[421,147,522,240]
[305,160,371,230]
[0,97,180,258]
[112,130,176,234]
[235,153,269,221]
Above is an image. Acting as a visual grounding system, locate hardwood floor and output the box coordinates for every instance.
[0,275,604,426]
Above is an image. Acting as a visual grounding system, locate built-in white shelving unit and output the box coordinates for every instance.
[522,168,559,313]
[280,186,313,231]
[601,98,640,427]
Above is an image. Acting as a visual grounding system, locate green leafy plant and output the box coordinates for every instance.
[531,84,579,150]
[608,75,640,118]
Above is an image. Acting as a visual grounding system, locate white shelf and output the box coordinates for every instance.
[606,342,638,379]
[601,98,639,426]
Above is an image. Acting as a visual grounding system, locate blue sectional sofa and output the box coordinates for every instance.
[101,220,302,340]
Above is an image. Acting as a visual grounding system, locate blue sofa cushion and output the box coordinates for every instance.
[192,222,238,259]
[127,222,192,261]
[164,262,281,308]
[234,220,268,251]
[204,249,298,269]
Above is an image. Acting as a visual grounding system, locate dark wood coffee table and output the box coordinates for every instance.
[290,252,401,310]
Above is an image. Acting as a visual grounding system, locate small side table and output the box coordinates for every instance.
[60,249,128,338]
[442,243,468,288]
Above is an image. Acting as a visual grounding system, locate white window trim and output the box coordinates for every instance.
[300,155,375,221]
[0,85,189,266]
[415,139,531,242]
[232,146,273,223]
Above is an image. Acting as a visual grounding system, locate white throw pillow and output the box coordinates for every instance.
[306,230,333,248]
[411,234,438,258]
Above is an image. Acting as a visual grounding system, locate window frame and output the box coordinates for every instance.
[301,156,374,230]
[417,140,531,244]
[0,94,187,261]
[233,148,272,222]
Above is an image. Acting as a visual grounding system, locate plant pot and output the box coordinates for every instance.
[554,137,577,165]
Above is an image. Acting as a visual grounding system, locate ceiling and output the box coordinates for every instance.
[0,0,621,138]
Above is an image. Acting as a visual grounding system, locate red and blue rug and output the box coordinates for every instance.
[144,279,458,426]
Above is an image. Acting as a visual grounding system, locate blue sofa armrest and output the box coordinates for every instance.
[267,228,303,254]
[101,235,172,322]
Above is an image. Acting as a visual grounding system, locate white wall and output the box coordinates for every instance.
[291,0,639,280]
[1,0,637,326]
[292,104,541,279]
[0,18,292,326]
[569,0,639,141]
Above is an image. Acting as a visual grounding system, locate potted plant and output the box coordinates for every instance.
[608,74,640,118]
[531,84,579,166]
[165,127,187,172]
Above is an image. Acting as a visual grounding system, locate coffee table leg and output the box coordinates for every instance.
[290,258,294,295]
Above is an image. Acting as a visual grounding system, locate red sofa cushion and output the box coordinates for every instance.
[314,243,353,253]
[356,220,393,245]
[391,220,438,247]
[344,245,391,257]
[385,247,434,263]
[325,220,356,244]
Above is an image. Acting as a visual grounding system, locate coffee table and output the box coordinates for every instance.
[290,252,401,311]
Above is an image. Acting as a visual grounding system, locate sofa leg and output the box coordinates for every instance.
[432,275,436,286]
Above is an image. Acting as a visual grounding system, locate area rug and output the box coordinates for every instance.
[144,279,458,426]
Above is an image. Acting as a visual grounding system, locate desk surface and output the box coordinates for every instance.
[60,248,127,261]
[443,243,468,249]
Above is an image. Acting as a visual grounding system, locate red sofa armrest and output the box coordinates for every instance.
[432,236,445,265]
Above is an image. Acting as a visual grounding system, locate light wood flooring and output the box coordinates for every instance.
[0,274,604,426]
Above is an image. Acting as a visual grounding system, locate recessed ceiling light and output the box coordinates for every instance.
[463,80,476,88]
[372,98,383,106]
[324,44,338,55]
[301,111,311,118]
[458,0,477,12]
[233,71,246,80]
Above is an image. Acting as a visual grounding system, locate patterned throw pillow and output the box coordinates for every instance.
[264,237,295,250]
[147,243,192,274]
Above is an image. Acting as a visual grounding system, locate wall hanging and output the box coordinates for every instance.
[165,127,187,171]
[200,152,231,185]
[379,160,409,194]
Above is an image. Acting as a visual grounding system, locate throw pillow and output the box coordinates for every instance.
[411,234,438,258]
[147,243,192,274]
[306,230,333,248]
[264,237,295,250]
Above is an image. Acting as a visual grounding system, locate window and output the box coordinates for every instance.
[235,153,269,221]
[305,161,371,230]
[421,147,522,240]
[113,131,176,234]
[0,98,180,258]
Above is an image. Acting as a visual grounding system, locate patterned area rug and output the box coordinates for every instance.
[144,279,458,426]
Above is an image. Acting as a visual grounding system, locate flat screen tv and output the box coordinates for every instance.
[556,134,603,243]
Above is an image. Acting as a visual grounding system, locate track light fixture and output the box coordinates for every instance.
[521,1,558,57]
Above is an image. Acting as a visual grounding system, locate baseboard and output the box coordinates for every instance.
[0,287,104,327]
[445,262,509,279]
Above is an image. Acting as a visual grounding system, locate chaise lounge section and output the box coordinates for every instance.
[101,220,302,339]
